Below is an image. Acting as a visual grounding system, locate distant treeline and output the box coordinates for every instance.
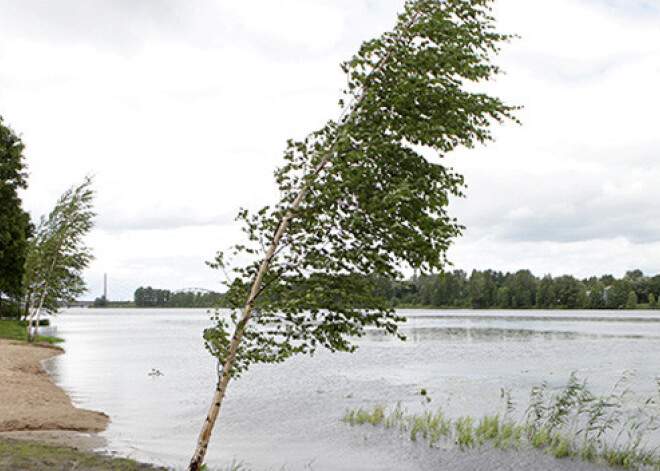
[133,286,225,308]
[380,269,660,309]
[129,269,660,310]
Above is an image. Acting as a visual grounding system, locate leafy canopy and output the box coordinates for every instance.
[204,0,518,376]
[23,177,95,314]
[0,116,31,304]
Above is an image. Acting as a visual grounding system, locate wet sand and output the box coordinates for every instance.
[0,339,108,451]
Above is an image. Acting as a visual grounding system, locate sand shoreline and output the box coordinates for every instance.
[0,339,109,451]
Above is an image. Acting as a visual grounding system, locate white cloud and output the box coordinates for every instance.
[217,1,344,52]
[3,0,660,299]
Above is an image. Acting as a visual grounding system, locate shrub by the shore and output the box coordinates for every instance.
[0,319,61,344]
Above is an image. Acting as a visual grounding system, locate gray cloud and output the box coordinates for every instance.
[0,0,190,51]
[580,0,660,19]
[459,162,660,245]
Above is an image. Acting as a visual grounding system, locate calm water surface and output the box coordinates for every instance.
[44,308,660,470]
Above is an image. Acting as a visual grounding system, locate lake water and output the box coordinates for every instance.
[44,308,660,470]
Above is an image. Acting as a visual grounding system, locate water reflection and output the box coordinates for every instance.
[403,327,583,342]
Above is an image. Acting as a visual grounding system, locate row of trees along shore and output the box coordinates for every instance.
[132,269,660,311]
[132,287,224,308]
[379,269,660,309]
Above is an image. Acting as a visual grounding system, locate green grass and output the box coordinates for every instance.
[0,319,62,344]
[0,438,166,470]
[0,439,255,471]
[344,372,660,469]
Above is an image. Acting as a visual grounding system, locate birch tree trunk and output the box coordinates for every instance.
[187,161,329,470]
[186,15,416,468]
[27,281,48,342]
[185,1,517,466]
[27,252,57,343]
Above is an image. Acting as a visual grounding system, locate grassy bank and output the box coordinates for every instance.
[0,438,167,470]
[0,319,62,344]
[0,439,254,470]
[344,373,660,470]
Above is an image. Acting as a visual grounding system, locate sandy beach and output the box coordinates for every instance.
[0,339,109,450]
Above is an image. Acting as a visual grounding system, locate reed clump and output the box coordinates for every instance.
[343,372,660,469]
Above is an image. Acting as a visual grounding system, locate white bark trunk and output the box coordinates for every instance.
[188,180,320,470]
[186,14,420,469]
[27,282,47,343]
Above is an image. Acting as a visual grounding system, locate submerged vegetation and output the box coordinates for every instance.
[344,373,660,469]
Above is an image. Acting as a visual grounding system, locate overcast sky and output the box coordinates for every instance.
[2,0,659,301]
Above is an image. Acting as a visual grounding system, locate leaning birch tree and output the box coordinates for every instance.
[23,177,95,342]
[189,0,518,468]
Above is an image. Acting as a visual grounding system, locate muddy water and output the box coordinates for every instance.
[45,308,660,470]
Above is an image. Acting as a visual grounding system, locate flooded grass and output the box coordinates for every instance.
[343,372,660,469]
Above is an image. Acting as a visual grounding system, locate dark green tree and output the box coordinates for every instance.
[93,296,107,307]
[553,275,583,309]
[587,284,606,309]
[605,280,632,310]
[433,270,467,306]
[506,269,537,308]
[536,275,555,309]
[649,275,660,302]
[600,274,616,287]
[188,1,517,468]
[0,117,32,317]
[496,285,510,308]
[468,269,496,308]
[625,269,648,304]
[134,286,171,307]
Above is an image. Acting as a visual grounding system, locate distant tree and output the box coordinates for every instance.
[188,1,518,468]
[587,283,606,309]
[439,270,468,307]
[134,286,171,307]
[536,275,555,309]
[496,286,510,308]
[553,275,583,309]
[647,293,656,307]
[93,296,107,307]
[625,269,644,281]
[649,275,660,302]
[468,270,496,309]
[0,117,32,317]
[23,178,95,341]
[507,270,537,308]
[605,280,632,310]
[625,270,649,304]
[625,291,637,309]
[419,275,436,306]
[600,274,616,287]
